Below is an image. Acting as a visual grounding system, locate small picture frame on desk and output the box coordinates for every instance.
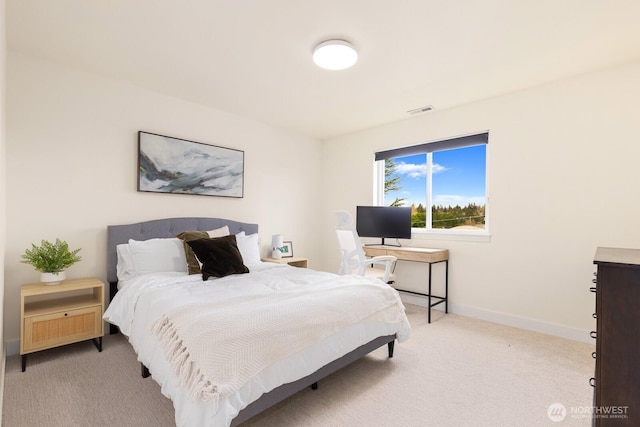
[281,241,293,258]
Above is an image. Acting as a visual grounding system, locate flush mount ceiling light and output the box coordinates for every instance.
[313,40,358,70]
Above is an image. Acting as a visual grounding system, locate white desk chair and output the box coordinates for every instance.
[333,210,397,284]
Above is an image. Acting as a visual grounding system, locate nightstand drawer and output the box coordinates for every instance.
[23,305,102,353]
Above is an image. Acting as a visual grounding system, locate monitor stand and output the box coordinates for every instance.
[363,238,402,247]
[379,238,401,247]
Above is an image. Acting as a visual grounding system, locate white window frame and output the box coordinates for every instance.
[374,133,490,242]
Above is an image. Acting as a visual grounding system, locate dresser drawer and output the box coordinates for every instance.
[23,305,102,353]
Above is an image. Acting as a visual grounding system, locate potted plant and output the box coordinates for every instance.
[21,238,82,285]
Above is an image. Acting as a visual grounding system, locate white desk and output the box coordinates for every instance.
[363,245,449,323]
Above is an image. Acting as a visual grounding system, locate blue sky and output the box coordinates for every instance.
[385,145,486,208]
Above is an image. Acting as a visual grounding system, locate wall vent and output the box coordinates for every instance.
[407,105,434,115]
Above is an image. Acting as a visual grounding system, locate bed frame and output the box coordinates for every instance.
[106,217,396,426]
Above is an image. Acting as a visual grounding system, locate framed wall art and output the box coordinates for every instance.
[138,131,244,198]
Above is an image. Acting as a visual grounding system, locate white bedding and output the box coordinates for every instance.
[104,262,411,427]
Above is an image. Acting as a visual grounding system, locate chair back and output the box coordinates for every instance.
[334,211,367,276]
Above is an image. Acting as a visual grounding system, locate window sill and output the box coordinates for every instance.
[410,229,491,243]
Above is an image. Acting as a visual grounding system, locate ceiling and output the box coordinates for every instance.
[7,0,640,140]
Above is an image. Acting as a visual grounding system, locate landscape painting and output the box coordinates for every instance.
[138,131,244,198]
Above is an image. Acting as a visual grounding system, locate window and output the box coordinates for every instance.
[375,132,488,234]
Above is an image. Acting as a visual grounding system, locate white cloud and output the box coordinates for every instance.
[432,163,447,174]
[395,162,426,178]
[395,161,447,178]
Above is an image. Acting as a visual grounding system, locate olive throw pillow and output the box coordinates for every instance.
[186,235,249,280]
[176,230,209,275]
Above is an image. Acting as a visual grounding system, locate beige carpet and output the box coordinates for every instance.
[3,305,595,426]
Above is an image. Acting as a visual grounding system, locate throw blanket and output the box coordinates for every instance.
[152,278,405,405]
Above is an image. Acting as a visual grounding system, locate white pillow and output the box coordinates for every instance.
[207,225,230,238]
[116,243,135,281]
[128,238,188,275]
[236,232,261,266]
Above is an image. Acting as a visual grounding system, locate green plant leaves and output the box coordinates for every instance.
[21,238,82,273]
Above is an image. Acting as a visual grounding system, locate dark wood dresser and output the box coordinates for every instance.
[592,247,640,426]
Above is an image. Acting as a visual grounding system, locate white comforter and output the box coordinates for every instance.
[104,263,411,427]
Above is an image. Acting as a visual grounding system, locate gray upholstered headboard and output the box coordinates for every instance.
[107,217,259,285]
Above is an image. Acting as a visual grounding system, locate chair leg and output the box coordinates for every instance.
[388,340,395,358]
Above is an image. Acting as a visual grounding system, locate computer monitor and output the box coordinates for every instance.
[356,206,412,246]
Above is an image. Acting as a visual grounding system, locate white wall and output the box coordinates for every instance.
[321,60,640,341]
[6,50,639,353]
[1,0,7,415]
[4,53,324,353]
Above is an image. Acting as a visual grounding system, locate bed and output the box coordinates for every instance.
[104,217,410,426]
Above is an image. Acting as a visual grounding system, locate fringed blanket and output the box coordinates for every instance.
[152,279,405,405]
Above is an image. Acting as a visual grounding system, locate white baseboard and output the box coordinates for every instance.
[399,293,593,344]
[0,344,6,418]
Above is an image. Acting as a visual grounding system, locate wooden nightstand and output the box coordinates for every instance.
[261,257,308,268]
[20,277,105,372]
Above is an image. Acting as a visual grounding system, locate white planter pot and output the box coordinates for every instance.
[41,271,66,285]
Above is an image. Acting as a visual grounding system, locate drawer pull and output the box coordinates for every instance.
[589,377,596,387]
[590,331,597,339]
[64,313,68,317]
[592,312,597,319]
[592,278,597,284]
[590,287,596,293]
[592,351,596,359]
